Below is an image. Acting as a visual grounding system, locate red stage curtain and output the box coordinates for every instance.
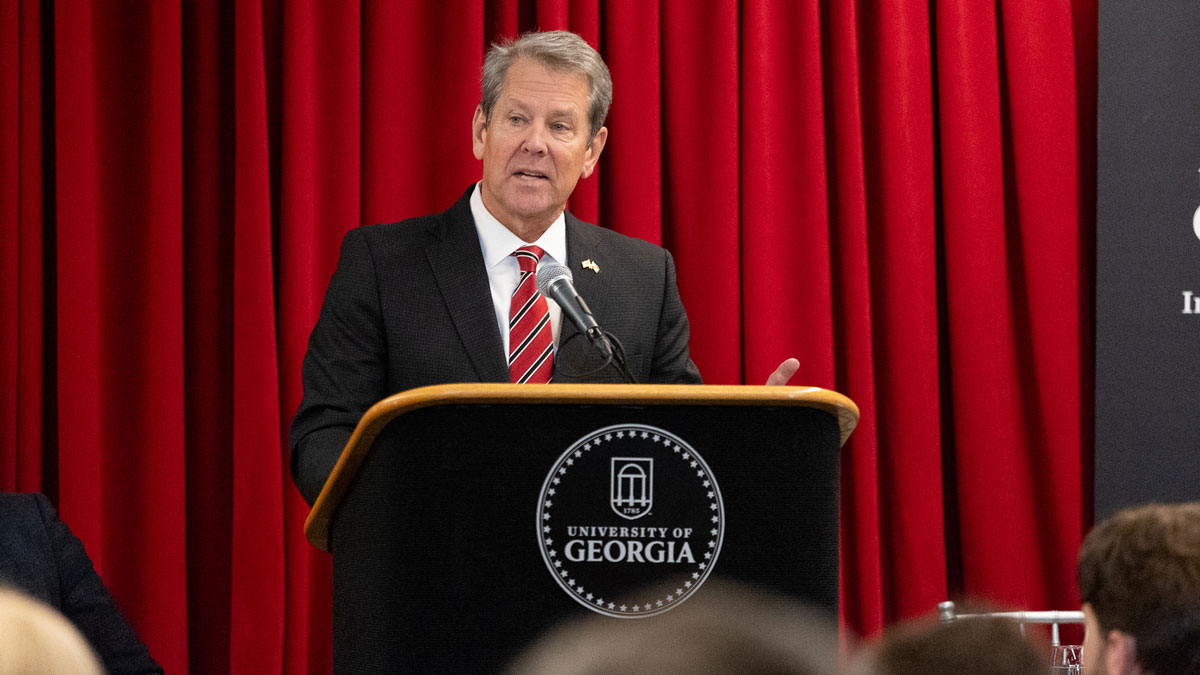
[1,1,1096,672]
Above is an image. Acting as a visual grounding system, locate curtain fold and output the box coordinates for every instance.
[181,1,235,670]
[822,0,885,634]
[0,1,1096,671]
[228,4,287,674]
[276,3,359,672]
[49,2,191,672]
[661,1,743,386]
[598,2,661,245]
[740,1,835,388]
[1,0,47,492]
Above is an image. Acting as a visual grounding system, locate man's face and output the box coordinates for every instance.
[472,58,608,240]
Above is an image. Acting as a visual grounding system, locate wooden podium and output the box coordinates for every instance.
[306,383,858,673]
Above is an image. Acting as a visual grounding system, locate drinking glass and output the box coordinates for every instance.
[1050,644,1082,674]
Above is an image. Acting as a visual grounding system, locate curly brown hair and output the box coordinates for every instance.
[1077,502,1200,675]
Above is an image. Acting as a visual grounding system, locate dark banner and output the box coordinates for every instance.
[1096,1,1200,518]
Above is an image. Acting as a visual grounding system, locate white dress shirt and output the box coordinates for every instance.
[469,183,566,355]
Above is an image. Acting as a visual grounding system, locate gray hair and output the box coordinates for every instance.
[480,31,613,141]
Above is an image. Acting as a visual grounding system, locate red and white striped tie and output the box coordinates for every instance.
[508,245,554,383]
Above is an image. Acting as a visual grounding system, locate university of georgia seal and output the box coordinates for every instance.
[536,423,725,618]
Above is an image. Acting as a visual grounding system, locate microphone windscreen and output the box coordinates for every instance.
[536,262,573,298]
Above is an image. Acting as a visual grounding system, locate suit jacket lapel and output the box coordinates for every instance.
[426,193,510,383]
[556,214,616,379]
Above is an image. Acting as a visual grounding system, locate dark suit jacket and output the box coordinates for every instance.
[290,186,702,504]
[0,492,163,675]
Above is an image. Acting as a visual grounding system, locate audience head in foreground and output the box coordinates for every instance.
[1078,501,1200,675]
[0,587,103,675]
[855,614,1045,675]
[505,580,841,675]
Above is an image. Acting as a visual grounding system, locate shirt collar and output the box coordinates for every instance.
[470,183,567,269]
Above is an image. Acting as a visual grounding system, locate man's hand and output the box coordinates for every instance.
[765,358,800,386]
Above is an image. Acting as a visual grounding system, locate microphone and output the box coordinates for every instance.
[536,262,614,359]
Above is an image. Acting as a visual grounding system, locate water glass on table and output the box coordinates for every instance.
[1051,644,1082,674]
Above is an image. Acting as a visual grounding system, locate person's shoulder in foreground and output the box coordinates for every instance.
[0,492,164,675]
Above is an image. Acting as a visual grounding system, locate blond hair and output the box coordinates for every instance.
[0,587,103,675]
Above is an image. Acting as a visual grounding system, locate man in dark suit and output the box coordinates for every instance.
[0,492,163,674]
[290,31,797,505]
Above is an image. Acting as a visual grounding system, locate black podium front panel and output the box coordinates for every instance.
[331,402,840,673]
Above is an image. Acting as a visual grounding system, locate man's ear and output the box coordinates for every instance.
[579,126,608,179]
[472,106,487,160]
[1104,629,1143,675]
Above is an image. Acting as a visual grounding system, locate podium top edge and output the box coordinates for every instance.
[364,383,859,446]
